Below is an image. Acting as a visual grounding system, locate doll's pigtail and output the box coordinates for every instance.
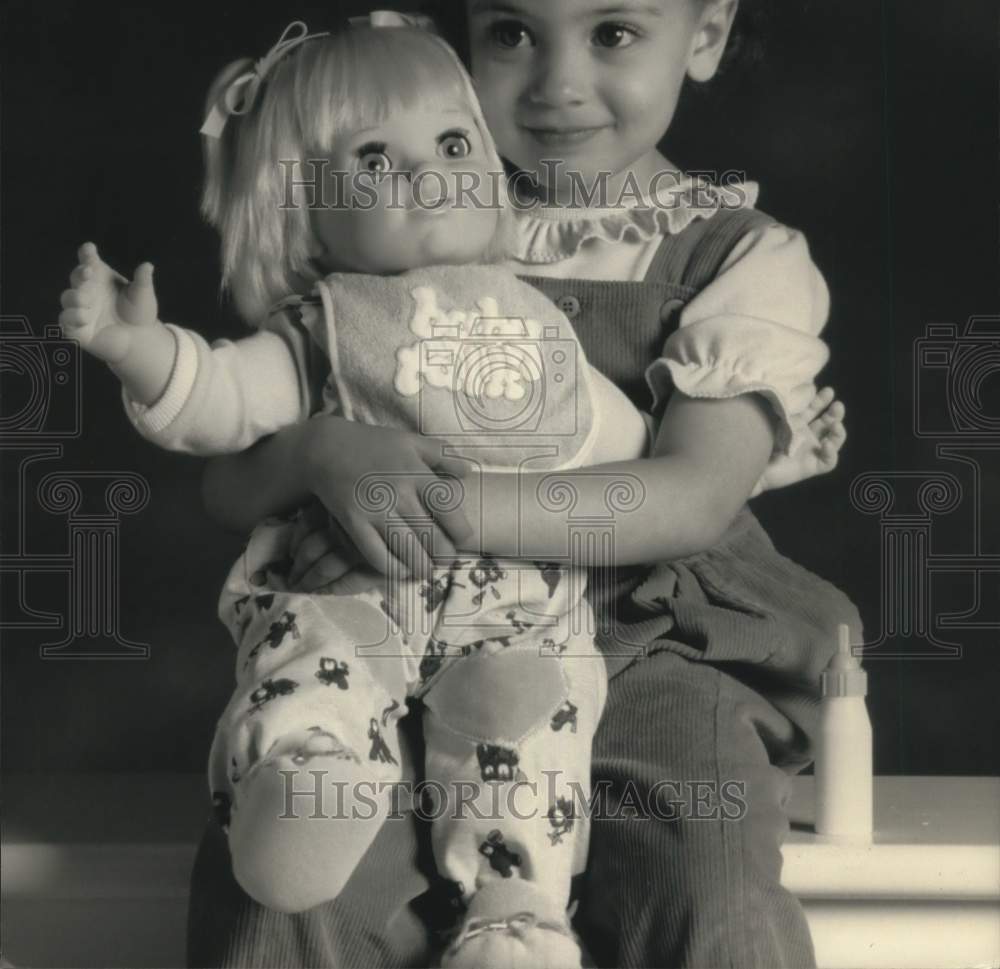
[200,58,254,229]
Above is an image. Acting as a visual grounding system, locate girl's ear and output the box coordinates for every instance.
[687,0,739,83]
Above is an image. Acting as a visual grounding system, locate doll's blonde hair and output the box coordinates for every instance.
[201,25,511,325]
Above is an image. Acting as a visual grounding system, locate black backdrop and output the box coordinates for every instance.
[2,1,998,777]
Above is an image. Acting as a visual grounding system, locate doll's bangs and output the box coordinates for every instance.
[292,28,470,155]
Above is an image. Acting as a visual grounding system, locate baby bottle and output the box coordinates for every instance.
[815,623,873,842]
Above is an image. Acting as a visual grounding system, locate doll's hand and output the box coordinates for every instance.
[59,242,160,364]
[751,387,846,497]
[300,417,472,582]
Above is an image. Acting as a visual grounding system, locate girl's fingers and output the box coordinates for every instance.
[288,530,341,587]
[802,386,834,422]
[434,505,474,550]
[296,550,357,593]
[327,564,386,597]
[421,470,472,539]
[413,434,452,469]
[395,492,457,562]
[382,517,433,582]
[431,455,470,480]
[325,515,366,562]
[77,242,99,262]
[348,519,412,581]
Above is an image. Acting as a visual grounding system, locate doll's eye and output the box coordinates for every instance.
[357,146,392,179]
[489,19,532,49]
[438,131,472,160]
[592,22,639,49]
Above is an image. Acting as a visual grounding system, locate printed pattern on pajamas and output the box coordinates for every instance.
[204,265,609,914]
[209,515,606,913]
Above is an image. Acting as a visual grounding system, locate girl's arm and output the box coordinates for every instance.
[203,416,470,581]
[456,389,774,565]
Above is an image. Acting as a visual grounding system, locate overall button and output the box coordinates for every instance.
[659,297,686,326]
[556,295,581,319]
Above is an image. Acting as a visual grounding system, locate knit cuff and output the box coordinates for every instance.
[122,324,198,434]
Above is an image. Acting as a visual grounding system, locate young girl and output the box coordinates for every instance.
[59,18,653,967]
[183,4,861,969]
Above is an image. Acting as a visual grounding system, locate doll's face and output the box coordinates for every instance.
[467,0,734,199]
[310,106,502,275]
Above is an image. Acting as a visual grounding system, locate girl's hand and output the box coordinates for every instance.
[59,243,160,364]
[751,387,847,496]
[300,416,472,582]
[286,503,382,594]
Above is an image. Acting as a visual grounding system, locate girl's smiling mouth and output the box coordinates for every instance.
[521,124,610,146]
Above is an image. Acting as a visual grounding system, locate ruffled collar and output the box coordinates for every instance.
[508,175,760,265]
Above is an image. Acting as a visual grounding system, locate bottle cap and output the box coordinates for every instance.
[821,624,867,697]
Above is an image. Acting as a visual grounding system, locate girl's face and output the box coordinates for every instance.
[467,0,732,198]
[311,105,501,275]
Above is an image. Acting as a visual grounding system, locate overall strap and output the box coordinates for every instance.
[644,205,775,291]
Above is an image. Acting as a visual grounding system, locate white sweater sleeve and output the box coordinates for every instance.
[123,321,312,455]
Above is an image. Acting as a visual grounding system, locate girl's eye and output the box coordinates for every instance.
[438,132,472,160]
[357,148,392,179]
[489,19,532,49]
[592,22,639,49]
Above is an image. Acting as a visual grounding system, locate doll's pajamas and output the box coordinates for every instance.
[127,264,607,925]
[210,516,605,915]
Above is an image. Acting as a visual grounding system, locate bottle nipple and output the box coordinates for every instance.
[821,624,867,697]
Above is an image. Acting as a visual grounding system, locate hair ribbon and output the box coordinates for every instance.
[200,13,435,139]
[200,22,328,138]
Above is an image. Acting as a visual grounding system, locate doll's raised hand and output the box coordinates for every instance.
[59,243,177,405]
[751,387,847,497]
[59,243,159,362]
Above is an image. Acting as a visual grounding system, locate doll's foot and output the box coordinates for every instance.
[442,879,582,969]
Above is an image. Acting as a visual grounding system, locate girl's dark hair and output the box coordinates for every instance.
[717,1,776,79]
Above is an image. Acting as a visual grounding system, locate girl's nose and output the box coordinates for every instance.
[526,47,586,108]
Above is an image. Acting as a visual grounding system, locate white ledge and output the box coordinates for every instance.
[2,774,998,904]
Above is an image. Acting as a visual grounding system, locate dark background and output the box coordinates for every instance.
[2,1,998,777]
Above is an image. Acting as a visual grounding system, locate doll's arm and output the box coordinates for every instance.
[59,243,175,403]
[60,243,308,456]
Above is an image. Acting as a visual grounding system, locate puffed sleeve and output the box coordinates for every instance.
[644,223,830,455]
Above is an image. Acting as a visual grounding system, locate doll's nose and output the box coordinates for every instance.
[411,165,451,207]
